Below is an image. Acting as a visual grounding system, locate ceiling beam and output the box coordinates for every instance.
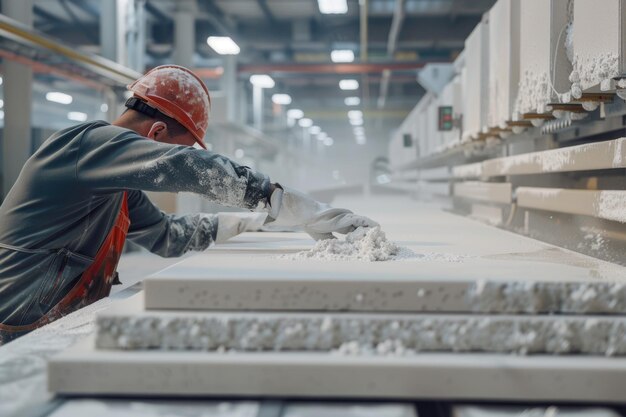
[256,0,277,24]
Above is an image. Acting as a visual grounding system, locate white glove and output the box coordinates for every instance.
[215,212,268,243]
[266,186,379,240]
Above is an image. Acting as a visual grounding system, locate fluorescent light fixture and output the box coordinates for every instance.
[324,137,334,146]
[67,111,88,122]
[339,79,359,90]
[344,96,360,106]
[356,136,367,145]
[0,110,4,120]
[287,109,304,119]
[46,92,73,105]
[100,103,108,113]
[317,132,327,141]
[331,49,354,63]
[207,36,240,55]
[0,77,3,85]
[350,118,363,126]
[318,0,347,14]
[298,118,313,128]
[348,110,363,119]
[250,74,275,88]
[0,99,4,109]
[272,94,292,105]
[235,148,245,159]
[310,125,322,134]
[353,126,365,134]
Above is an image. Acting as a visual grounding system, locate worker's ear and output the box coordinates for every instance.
[146,121,168,141]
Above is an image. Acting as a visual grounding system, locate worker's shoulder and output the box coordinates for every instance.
[79,121,142,145]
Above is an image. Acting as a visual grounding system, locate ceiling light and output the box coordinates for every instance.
[331,49,354,63]
[339,79,359,90]
[250,74,275,88]
[318,0,348,14]
[0,99,4,109]
[350,118,363,126]
[235,148,245,159]
[46,92,73,105]
[67,111,87,122]
[207,36,240,55]
[310,125,321,134]
[344,96,360,106]
[324,137,335,146]
[0,110,4,120]
[287,109,304,119]
[353,126,364,134]
[356,137,367,145]
[272,94,292,105]
[299,118,313,128]
[348,110,363,119]
[317,132,327,141]
[0,77,3,85]
[100,103,108,113]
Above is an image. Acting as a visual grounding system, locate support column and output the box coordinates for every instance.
[101,0,145,71]
[221,55,238,123]
[173,0,196,67]
[237,80,248,125]
[252,86,263,131]
[2,0,34,198]
[100,0,126,64]
[126,0,147,71]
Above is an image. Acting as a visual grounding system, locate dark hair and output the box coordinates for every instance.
[124,98,189,138]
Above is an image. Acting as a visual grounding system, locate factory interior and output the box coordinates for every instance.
[1,0,626,416]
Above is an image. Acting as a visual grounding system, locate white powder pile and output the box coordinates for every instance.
[282,227,415,262]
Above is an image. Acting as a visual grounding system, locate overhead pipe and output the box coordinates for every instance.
[237,61,434,75]
[378,0,406,109]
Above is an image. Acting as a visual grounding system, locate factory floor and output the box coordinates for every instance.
[1,195,625,417]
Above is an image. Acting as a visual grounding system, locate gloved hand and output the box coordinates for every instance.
[215,212,268,243]
[266,186,379,240]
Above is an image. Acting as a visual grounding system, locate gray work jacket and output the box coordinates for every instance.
[0,121,271,326]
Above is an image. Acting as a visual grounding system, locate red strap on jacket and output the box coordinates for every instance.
[0,193,130,337]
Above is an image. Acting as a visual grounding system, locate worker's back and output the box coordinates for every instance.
[0,121,125,327]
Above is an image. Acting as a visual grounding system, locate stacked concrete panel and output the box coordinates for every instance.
[516,0,572,116]
[570,0,626,96]
[487,0,521,129]
[462,17,490,142]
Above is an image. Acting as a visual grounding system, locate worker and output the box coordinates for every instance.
[0,65,377,344]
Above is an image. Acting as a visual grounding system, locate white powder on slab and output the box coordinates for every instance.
[280,227,469,263]
[281,227,410,262]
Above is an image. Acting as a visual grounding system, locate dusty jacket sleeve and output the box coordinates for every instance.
[126,190,218,257]
[76,124,271,209]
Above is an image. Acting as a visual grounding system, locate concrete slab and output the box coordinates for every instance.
[144,201,626,315]
[517,188,626,224]
[482,138,626,177]
[94,295,626,355]
[453,182,512,204]
[48,336,626,402]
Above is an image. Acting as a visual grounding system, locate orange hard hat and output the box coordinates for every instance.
[127,65,211,149]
